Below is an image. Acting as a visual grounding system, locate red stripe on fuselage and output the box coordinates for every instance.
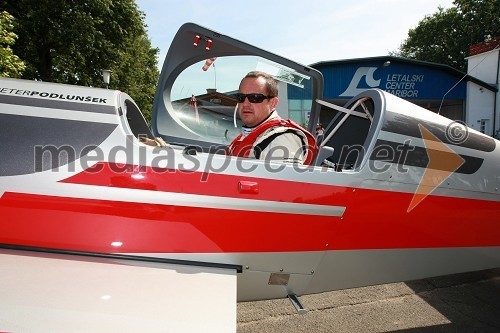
[0,192,339,253]
[0,186,499,253]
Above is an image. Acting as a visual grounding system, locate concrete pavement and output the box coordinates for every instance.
[237,268,500,333]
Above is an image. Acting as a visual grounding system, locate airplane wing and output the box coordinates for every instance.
[0,247,238,333]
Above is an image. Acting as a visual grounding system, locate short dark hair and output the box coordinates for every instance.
[240,71,278,97]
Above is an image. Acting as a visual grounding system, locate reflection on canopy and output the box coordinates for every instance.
[168,55,313,145]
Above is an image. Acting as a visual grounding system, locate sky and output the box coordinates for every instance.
[136,0,455,70]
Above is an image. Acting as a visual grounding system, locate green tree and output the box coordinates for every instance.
[112,34,159,121]
[0,11,25,77]
[395,0,500,71]
[1,0,158,120]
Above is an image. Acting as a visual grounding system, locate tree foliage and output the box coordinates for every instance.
[0,0,159,119]
[112,34,159,122]
[0,11,25,77]
[395,0,500,71]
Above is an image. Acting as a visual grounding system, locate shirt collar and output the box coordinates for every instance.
[241,111,279,137]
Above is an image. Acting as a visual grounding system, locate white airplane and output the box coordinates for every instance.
[0,23,499,332]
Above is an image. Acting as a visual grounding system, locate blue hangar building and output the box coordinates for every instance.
[306,56,497,135]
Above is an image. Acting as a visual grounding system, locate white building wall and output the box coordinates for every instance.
[466,82,495,135]
[465,48,499,137]
[468,49,499,83]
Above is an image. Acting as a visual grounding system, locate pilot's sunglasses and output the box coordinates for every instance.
[235,93,274,103]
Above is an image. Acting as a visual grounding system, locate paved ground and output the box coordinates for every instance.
[237,268,500,333]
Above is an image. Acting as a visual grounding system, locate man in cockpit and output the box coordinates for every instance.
[227,71,316,164]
